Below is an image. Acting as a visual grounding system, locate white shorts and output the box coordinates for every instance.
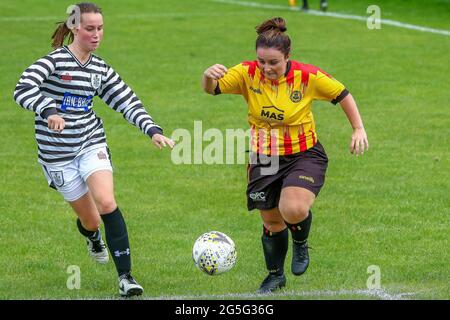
[41,147,113,202]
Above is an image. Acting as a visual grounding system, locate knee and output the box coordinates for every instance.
[262,217,286,233]
[279,202,310,224]
[80,217,101,231]
[95,197,117,214]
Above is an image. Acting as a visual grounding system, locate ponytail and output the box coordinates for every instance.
[50,3,102,49]
[51,21,74,49]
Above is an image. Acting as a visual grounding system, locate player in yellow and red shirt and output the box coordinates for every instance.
[202,17,369,293]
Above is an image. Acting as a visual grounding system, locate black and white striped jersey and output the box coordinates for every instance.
[14,45,163,165]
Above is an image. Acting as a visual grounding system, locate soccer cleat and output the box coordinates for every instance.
[119,273,144,297]
[86,238,109,264]
[257,274,286,294]
[292,241,310,275]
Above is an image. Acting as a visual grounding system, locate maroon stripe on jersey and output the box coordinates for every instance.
[250,126,255,152]
[297,62,331,93]
[299,133,307,152]
[286,61,297,87]
[298,125,307,152]
[268,131,278,156]
[284,128,293,155]
[300,66,311,92]
[251,126,259,154]
[310,129,317,145]
[242,61,257,79]
[258,129,266,154]
[259,72,265,82]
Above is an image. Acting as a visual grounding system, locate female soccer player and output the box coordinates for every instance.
[13,3,174,297]
[202,17,368,293]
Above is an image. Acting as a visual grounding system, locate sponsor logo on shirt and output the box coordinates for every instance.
[61,92,93,111]
[261,106,285,121]
[250,86,262,94]
[60,73,73,82]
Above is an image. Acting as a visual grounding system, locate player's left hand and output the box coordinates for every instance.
[350,127,369,156]
[152,133,175,150]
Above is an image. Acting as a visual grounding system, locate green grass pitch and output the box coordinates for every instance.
[0,0,448,299]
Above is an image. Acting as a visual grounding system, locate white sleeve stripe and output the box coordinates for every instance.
[100,74,121,100]
[24,68,46,83]
[133,114,153,126]
[35,97,54,113]
[15,87,40,105]
[28,64,51,77]
[141,120,156,132]
[20,74,41,84]
[18,78,38,86]
[113,93,136,114]
[108,86,132,110]
[37,58,56,71]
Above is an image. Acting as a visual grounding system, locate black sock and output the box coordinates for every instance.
[76,218,101,241]
[261,225,288,276]
[285,211,312,245]
[101,207,131,276]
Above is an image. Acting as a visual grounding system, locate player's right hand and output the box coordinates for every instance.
[47,114,65,133]
[151,133,175,150]
[204,64,228,80]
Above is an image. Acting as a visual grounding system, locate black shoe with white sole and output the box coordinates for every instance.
[119,272,144,297]
[86,238,109,264]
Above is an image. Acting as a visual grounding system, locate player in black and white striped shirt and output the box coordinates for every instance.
[13,2,174,297]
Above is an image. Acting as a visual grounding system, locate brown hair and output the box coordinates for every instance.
[255,17,291,57]
[51,2,102,49]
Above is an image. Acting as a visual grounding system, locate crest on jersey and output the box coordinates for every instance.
[290,90,302,103]
[91,73,101,90]
[49,171,64,187]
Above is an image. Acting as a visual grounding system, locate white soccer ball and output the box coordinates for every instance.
[192,231,237,275]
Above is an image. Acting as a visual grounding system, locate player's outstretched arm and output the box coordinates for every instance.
[339,93,369,156]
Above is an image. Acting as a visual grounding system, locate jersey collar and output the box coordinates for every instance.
[284,60,292,77]
[63,45,92,68]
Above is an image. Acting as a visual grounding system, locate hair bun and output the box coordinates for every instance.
[256,17,287,34]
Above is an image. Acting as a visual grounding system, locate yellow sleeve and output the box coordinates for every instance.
[216,64,246,95]
[314,70,348,104]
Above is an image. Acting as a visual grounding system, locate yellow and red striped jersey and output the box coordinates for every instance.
[216,60,348,156]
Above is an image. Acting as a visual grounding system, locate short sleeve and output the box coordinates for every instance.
[314,70,349,104]
[216,64,245,95]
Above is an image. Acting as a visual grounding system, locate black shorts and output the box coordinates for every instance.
[246,141,328,211]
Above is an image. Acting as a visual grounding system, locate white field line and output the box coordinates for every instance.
[0,11,262,23]
[145,288,416,300]
[213,0,450,36]
[2,2,449,36]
